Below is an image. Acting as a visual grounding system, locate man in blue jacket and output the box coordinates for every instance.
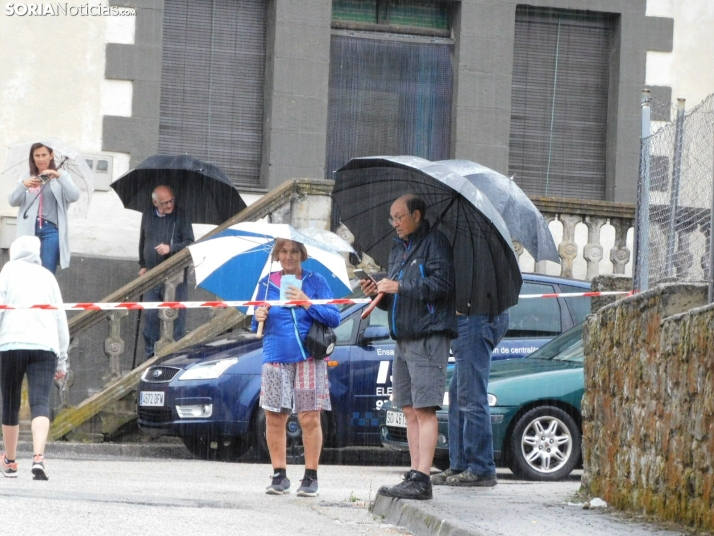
[360,194,456,500]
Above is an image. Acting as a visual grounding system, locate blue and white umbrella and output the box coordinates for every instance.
[189,222,352,307]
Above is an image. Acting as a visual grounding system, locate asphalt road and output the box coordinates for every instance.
[0,456,411,536]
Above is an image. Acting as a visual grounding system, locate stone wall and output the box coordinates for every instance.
[582,283,714,530]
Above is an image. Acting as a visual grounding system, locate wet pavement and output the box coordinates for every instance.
[1,442,693,536]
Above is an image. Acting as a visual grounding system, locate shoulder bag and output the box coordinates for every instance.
[290,309,336,360]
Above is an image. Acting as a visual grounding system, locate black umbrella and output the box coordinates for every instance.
[333,156,523,316]
[111,154,247,225]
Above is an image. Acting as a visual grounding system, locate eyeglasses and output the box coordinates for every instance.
[388,212,411,226]
[157,198,175,208]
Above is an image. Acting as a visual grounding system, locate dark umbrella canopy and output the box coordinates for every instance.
[438,159,560,263]
[333,156,523,316]
[111,154,247,225]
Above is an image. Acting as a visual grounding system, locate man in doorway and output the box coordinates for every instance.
[360,194,456,500]
[138,185,194,358]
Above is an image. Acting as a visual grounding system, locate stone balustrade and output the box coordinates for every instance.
[522,197,636,281]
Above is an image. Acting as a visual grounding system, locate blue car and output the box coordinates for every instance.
[137,274,591,460]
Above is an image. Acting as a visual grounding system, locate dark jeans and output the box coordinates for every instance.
[448,312,509,476]
[35,219,59,273]
[0,349,57,426]
[143,280,188,357]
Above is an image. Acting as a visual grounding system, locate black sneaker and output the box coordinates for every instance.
[379,470,413,495]
[296,477,319,497]
[31,455,48,481]
[266,473,290,495]
[377,477,432,500]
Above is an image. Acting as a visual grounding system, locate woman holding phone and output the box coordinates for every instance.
[8,142,80,273]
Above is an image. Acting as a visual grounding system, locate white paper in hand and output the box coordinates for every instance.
[280,274,302,305]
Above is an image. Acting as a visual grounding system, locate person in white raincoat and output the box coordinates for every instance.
[0,236,69,480]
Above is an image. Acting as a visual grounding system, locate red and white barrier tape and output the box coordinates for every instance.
[0,291,632,311]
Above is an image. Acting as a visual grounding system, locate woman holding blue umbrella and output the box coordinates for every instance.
[252,238,340,498]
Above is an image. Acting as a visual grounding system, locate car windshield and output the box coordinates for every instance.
[526,323,584,363]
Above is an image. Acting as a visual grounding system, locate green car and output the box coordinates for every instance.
[379,322,585,481]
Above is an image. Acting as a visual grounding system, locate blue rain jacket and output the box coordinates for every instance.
[251,270,340,363]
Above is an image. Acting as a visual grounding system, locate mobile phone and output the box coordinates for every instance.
[354,269,376,284]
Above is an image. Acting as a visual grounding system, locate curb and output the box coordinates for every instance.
[372,495,483,536]
[6,441,194,460]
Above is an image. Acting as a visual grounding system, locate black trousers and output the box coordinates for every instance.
[0,349,56,426]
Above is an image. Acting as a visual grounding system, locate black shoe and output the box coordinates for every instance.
[377,477,432,500]
[379,469,414,495]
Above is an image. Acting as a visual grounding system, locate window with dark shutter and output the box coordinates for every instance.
[159,0,266,189]
[508,6,615,200]
[326,34,454,180]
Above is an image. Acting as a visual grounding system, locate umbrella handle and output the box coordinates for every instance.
[256,321,265,338]
[361,293,384,320]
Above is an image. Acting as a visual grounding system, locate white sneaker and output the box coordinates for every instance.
[32,455,48,481]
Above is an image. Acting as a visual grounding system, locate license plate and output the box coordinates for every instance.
[140,391,165,407]
[386,410,407,428]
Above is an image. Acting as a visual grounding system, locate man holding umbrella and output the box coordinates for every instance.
[138,185,194,358]
[360,194,457,501]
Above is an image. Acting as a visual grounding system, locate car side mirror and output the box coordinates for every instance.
[358,325,390,345]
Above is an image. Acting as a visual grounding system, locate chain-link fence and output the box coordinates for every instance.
[635,92,714,295]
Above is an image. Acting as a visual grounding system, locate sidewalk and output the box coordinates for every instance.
[371,469,689,536]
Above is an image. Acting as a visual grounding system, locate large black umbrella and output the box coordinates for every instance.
[111,154,247,225]
[438,159,560,263]
[333,156,523,316]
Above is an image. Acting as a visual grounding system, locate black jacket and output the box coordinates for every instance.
[139,206,194,270]
[378,221,457,341]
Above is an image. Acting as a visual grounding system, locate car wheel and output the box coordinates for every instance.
[506,406,580,481]
[252,408,329,463]
[182,434,249,462]
[252,408,270,460]
[182,434,217,460]
[216,436,251,461]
